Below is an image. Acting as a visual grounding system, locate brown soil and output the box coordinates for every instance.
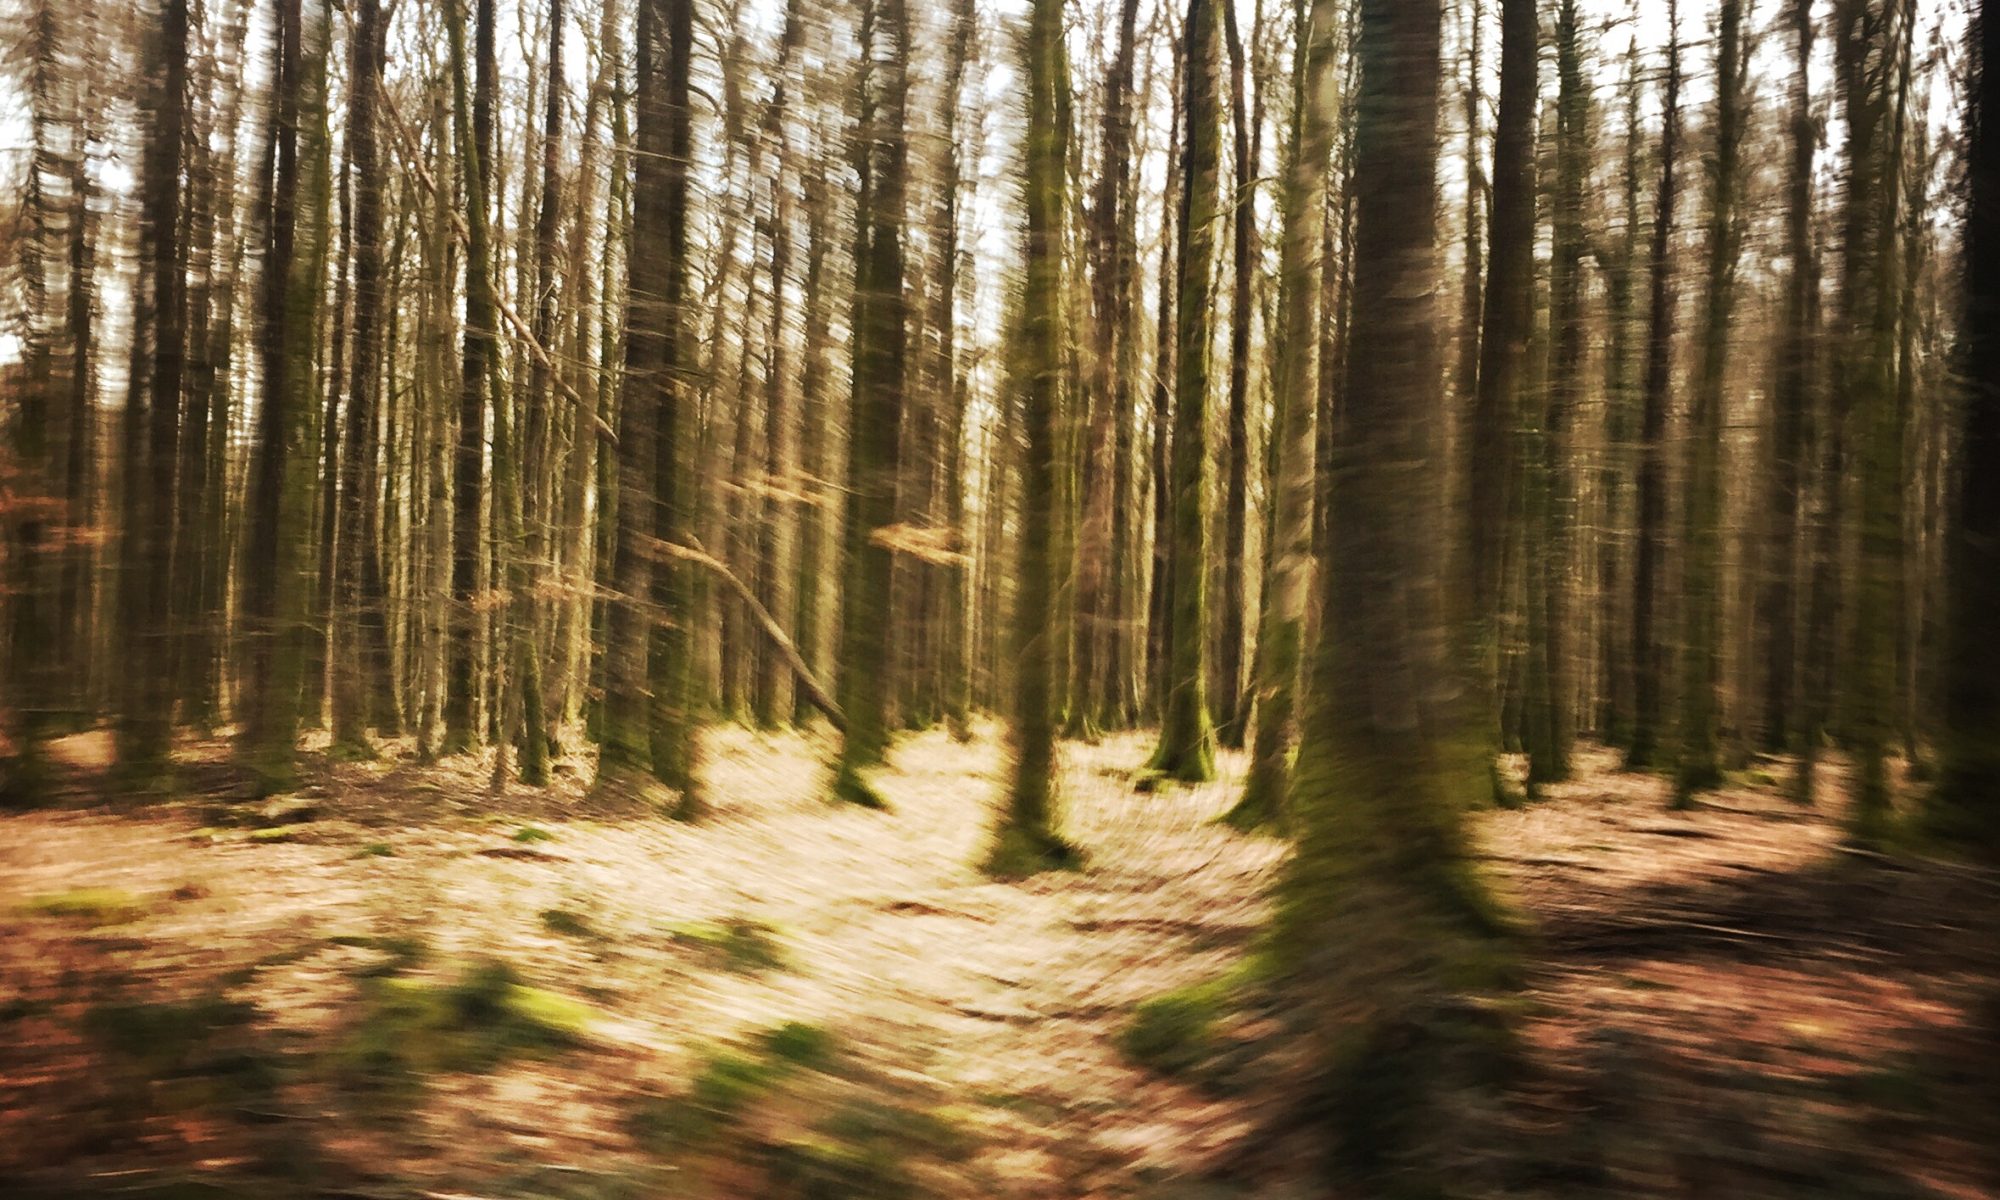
[1,729,1994,1198]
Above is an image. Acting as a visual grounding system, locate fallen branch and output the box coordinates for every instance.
[647,537,846,733]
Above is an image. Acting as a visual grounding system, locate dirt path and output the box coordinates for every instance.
[0,727,1283,1196]
[2,731,1995,1198]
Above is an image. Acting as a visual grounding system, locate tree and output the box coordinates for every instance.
[832,0,912,808]
[1674,0,1749,805]
[645,0,699,804]
[441,0,497,757]
[754,0,809,728]
[1071,0,1146,741]
[595,0,693,805]
[1760,0,1817,755]
[1227,0,1339,831]
[1273,0,1512,1184]
[1832,0,1910,835]
[514,0,571,781]
[1525,0,1588,787]
[331,0,396,760]
[1149,0,1223,784]
[988,0,1082,878]
[1466,0,1534,797]
[1457,0,1484,409]
[240,0,334,795]
[114,0,190,790]
[1627,1,1682,771]
[2,0,69,806]
[937,0,979,737]
[1932,0,2000,851]
[1214,0,1259,748]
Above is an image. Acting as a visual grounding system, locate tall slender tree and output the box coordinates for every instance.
[989,0,1081,878]
[833,0,912,807]
[646,0,699,803]
[1228,0,1339,831]
[1761,0,1818,755]
[331,0,396,760]
[1628,1,1682,771]
[442,0,497,756]
[1833,0,1909,833]
[1675,0,1750,805]
[1466,0,1534,799]
[1526,0,1588,786]
[1149,0,1223,784]
[1072,0,1146,741]
[115,0,190,788]
[240,0,333,794]
[1214,0,1259,748]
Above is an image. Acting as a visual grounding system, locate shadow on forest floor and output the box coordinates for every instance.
[0,730,1995,1198]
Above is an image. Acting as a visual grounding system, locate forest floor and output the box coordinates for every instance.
[1,726,1997,1199]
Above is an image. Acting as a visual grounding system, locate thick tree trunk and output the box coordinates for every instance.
[1933,0,2000,850]
[1275,0,1512,1182]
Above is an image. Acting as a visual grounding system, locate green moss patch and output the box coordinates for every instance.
[982,824,1084,880]
[331,957,595,1109]
[666,918,789,973]
[630,1021,973,1198]
[1118,960,1273,1082]
[19,887,147,925]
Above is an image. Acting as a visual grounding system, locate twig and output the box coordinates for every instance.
[646,537,846,733]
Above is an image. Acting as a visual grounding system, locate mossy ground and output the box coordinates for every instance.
[665,917,789,972]
[0,730,1988,1198]
[629,1021,973,1198]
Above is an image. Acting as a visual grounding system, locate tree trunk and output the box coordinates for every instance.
[442,0,496,757]
[1274,0,1512,1182]
[989,0,1080,877]
[1674,0,1748,805]
[1933,0,2000,850]
[832,0,912,808]
[1213,0,1258,749]
[239,0,331,794]
[1228,0,1339,831]
[331,0,396,759]
[1627,3,1681,772]
[1149,0,1222,784]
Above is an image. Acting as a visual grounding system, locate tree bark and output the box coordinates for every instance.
[1149,0,1223,784]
